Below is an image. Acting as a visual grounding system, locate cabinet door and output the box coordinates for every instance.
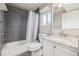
[54,45,77,56]
[42,39,54,56]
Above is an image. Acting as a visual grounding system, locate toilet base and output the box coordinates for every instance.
[31,47,43,56]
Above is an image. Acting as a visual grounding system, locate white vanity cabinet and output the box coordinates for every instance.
[54,45,77,56]
[42,39,54,56]
[42,37,78,56]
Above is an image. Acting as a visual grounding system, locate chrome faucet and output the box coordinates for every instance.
[60,32,67,38]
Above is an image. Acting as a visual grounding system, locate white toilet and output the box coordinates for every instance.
[28,34,43,56]
[28,42,42,56]
[28,33,46,56]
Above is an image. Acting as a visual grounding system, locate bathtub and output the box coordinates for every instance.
[1,40,29,56]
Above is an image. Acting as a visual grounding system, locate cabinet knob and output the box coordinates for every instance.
[54,46,56,48]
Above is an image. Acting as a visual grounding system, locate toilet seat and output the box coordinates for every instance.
[28,42,42,51]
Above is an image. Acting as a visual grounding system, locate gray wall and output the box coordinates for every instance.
[5,5,28,43]
[0,11,5,55]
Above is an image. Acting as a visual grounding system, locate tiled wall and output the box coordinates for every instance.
[52,10,62,33]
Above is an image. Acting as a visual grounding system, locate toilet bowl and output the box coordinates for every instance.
[27,33,45,56]
[28,42,42,56]
[28,42,42,51]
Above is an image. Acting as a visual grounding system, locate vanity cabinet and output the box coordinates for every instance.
[54,45,77,56]
[42,39,54,56]
[42,38,78,56]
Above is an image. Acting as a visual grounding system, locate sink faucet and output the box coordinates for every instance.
[60,32,67,38]
[64,34,67,37]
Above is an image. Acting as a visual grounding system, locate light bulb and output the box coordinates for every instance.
[58,4,62,7]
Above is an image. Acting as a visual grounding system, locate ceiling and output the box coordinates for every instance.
[7,3,79,12]
[8,3,44,11]
[63,3,79,12]
[52,3,79,12]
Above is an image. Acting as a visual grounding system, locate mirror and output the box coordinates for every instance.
[62,9,79,29]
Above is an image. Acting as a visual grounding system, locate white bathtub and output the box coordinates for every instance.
[1,40,29,56]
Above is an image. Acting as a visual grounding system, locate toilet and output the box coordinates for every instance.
[28,42,42,51]
[28,34,43,56]
[28,42,42,56]
[28,33,46,56]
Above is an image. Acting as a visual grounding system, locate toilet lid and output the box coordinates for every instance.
[28,42,42,49]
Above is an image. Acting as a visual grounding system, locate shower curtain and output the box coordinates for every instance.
[26,11,39,43]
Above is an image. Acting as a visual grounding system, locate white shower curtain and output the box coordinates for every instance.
[26,11,39,43]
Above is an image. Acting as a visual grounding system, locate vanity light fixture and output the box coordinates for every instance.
[58,4,62,8]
